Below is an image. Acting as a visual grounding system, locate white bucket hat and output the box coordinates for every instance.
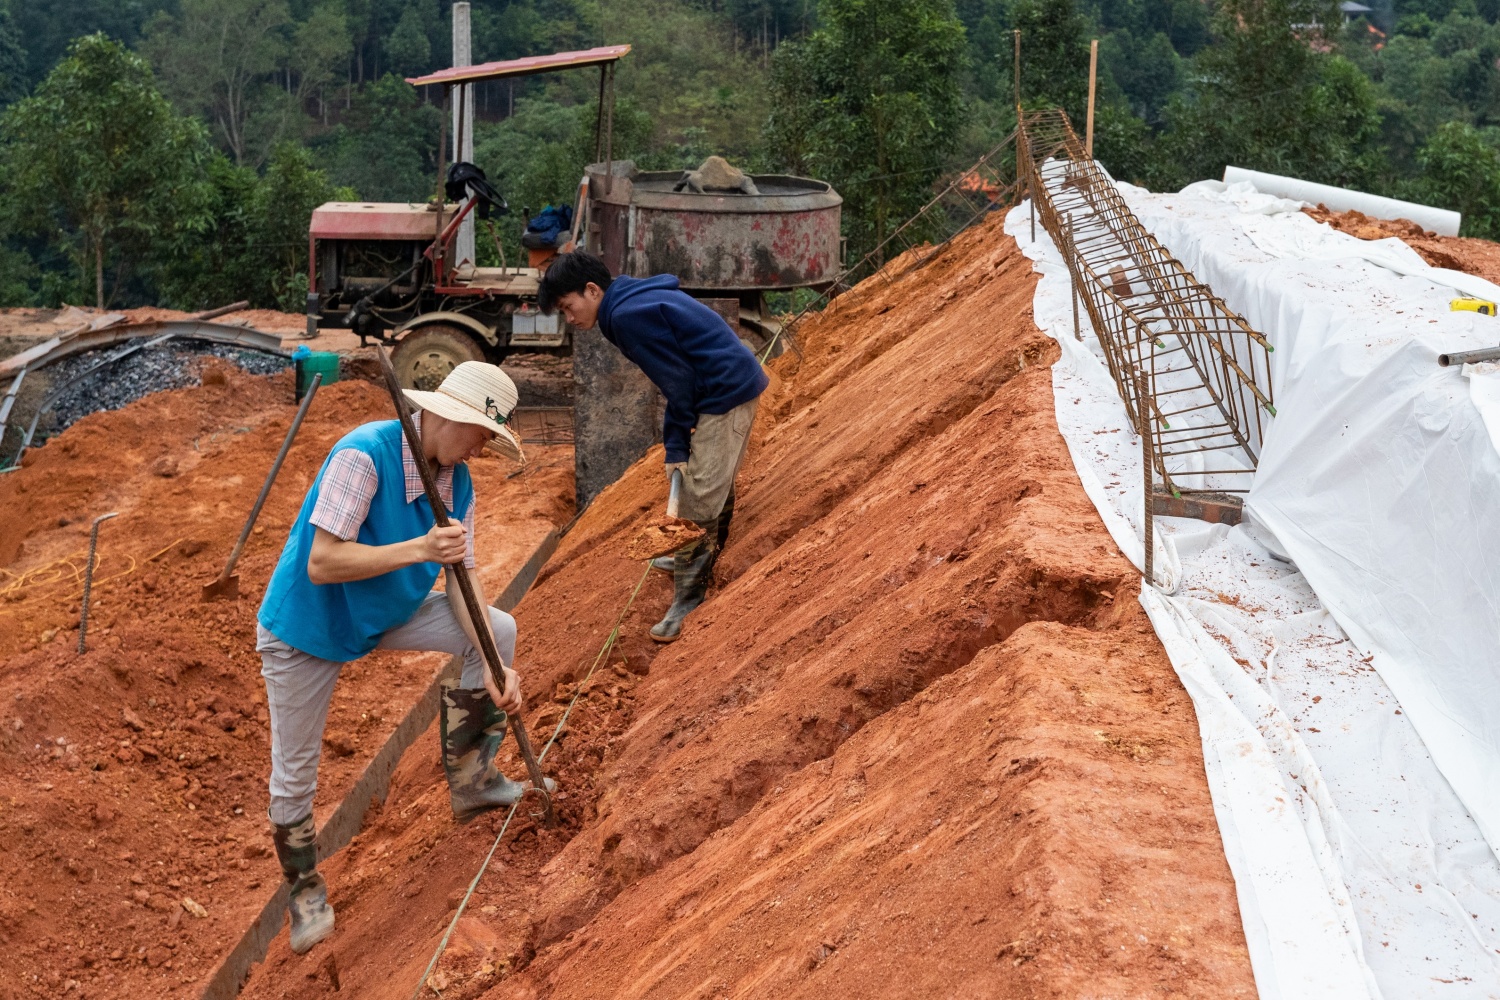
[402,361,525,464]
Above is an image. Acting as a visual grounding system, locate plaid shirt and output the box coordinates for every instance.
[309,413,476,569]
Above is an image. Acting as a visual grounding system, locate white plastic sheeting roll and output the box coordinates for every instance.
[1222,165,1461,236]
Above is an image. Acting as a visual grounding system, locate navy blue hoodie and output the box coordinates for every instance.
[597,275,769,463]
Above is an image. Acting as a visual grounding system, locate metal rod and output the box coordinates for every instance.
[1138,367,1155,588]
[435,85,449,281]
[78,512,118,654]
[210,373,322,589]
[374,347,556,826]
[0,367,25,444]
[1068,215,1081,341]
[1013,29,1021,114]
[603,62,616,194]
[594,65,607,164]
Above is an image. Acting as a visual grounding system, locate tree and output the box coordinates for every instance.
[1010,0,1091,116]
[0,34,212,307]
[154,142,351,310]
[1417,121,1500,237]
[290,2,354,127]
[766,0,966,261]
[386,2,434,77]
[317,73,440,200]
[1101,29,1182,125]
[0,2,25,108]
[1156,0,1383,187]
[141,0,292,165]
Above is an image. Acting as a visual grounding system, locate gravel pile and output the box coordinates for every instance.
[43,339,289,438]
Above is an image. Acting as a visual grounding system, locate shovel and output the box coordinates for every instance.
[624,468,707,561]
[374,347,557,828]
[201,373,322,601]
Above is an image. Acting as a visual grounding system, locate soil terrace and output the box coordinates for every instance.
[238,214,1257,1000]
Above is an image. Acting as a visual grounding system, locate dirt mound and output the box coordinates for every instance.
[1305,204,1500,285]
[0,366,572,998]
[238,214,1254,999]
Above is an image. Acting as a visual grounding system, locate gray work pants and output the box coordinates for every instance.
[676,397,758,523]
[257,591,515,826]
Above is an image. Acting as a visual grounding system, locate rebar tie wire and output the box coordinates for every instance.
[410,561,654,1000]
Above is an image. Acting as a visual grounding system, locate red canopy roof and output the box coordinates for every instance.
[406,45,631,87]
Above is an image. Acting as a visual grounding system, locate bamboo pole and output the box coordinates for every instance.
[1086,39,1098,159]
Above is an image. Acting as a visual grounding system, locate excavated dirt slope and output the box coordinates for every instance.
[1305,205,1500,285]
[241,213,1256,999]
[0,365,572,999]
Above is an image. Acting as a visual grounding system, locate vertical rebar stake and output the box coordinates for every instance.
[78,512,118,654]
[1068,215,1081,341]
[1139,370,1156,589]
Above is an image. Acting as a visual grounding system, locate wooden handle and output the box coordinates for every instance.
[375,349,555,824]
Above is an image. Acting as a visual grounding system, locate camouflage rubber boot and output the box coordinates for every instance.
[650,555,675,574]
[441,684,528,823]
[649,532,716,643]
[271,814,335,954]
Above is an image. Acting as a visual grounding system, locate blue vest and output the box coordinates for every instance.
[258,420,473,662]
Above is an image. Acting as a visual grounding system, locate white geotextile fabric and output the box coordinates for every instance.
[1005,191,1500,1000]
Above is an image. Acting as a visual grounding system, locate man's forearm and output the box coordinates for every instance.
[308,533,423,584]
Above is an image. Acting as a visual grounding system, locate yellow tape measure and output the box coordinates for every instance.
[1451,297,1497,316]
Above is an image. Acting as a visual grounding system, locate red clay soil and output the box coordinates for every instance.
[239,214,1256,1000]
[1305,204,1500,285]
[0,365,572,999]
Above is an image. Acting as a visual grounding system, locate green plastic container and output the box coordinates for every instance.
[295,351,340,401]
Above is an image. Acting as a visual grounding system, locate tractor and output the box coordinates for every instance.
[306,44,842,391]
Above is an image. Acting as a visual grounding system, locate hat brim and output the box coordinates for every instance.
[403,388,526,465]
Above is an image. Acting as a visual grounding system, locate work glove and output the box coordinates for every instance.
[664,462,688,479]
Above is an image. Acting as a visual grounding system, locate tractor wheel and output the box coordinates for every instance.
[390,325,487,391]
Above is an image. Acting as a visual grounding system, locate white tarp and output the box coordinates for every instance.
[1006,183,1500,1000]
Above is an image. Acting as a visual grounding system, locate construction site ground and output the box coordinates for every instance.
[244,213,1263,1000]
[5,205,1496,1000]
[0,361,572,998]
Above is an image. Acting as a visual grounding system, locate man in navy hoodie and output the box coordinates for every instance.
[539,250,768,642]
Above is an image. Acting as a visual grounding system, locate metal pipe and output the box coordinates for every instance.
[209,373,322,590]
[1438,346,1500,367]
[78,512,118,654]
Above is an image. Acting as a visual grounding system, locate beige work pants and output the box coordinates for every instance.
[676,397,758,523]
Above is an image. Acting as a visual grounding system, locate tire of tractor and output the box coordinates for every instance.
[389,325,487,391]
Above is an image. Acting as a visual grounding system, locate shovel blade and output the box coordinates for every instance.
[625,517,707,561]
[200,574,239,602]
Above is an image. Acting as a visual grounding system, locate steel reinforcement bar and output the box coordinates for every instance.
[1017,108,1274,499]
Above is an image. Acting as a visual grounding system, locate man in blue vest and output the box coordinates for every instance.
[256,361,543,955]
[540,250,768,642]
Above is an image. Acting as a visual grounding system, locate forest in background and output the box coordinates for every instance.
[1,0,1499,311]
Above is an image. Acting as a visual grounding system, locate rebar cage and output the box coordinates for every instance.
[1018,108,1275,498]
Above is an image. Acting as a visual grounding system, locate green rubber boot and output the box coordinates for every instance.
[649,536,716,643]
